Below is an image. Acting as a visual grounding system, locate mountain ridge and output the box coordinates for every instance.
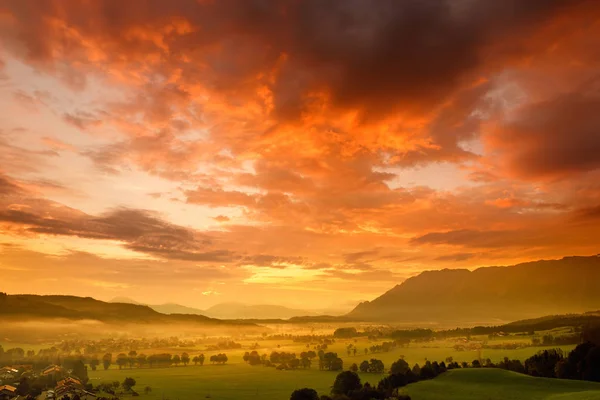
[348,255,600,323]
[0,293,258,327]
[109,298,329,319]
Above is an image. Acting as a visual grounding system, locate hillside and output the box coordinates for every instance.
[0,293,257,327]
[349,255,600,323]
[403,368,600,400]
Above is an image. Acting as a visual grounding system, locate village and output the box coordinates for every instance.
[0,364,101,400]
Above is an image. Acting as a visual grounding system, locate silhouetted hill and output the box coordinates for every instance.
[348,255,600,323]
[0,294,257,326]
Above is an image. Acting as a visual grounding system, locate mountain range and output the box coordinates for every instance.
[348,255,600,324]
[0,293,256,327]
[5,254,600,326]
[109,298,343,319]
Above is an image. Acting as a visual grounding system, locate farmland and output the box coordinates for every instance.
[83,333,579,400]
[402,368,600,400]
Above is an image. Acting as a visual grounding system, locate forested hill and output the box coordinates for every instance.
[0,293,257,326]
[348,255,600,323]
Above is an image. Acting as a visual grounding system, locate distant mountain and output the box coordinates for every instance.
[109,297,320,319]
[109,296,142,305]
[202,302,319,319]
[151,303,207,315]
[348,255,600,324]
[0,294,257,327]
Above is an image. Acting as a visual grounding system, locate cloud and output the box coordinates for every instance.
[1,0,600,306]
[411,229,528,248]
[490,93,600,180]
[63,111,103,130]
[0,174,23,196]
[435,253,475,262]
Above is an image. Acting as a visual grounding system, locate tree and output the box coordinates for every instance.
[350,363,358,373]
[102,353,112,370]
[137,354,147,368]
[172,354,181,366]
[181,352,190,366]
[290,388,319,400]
[322,352,343,371]
[333,327,358,338]
[243,352,250,363]
[525,349,563,378]
[377,373,408,395]
[192,356,199,365]
[359,360,370,373]
[332,371,361,396]
[16,377,31,396]
[116,353,128,370]
[199,353,205,366]
[390,358,410,375]
[72,359,89,383]
[289,358,300,369]
[128,350,137,368]
[122,377,136,392]
[411,363,421,376]
[368,359,384,373]
[90,356,100,371]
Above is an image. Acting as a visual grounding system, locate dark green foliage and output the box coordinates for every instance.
[368,359,384,373]
[209,353,228,364]
[524,349,564,378]
[333,328,358,338]
[390,358,410,375]
[359,360,369,373]
[122,377,136,391]
[332,371,361,396]
[290,388,319,400]
[321,352,343,371]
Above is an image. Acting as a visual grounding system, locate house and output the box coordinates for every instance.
[0,385,17,399]
[0,369,17,375]
[55,377,83,397]
[41,365,64,377]
[0,368,18,381]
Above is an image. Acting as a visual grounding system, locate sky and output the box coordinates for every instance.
[0,0,599,310]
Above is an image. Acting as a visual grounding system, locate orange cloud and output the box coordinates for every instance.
[0,0,599,307]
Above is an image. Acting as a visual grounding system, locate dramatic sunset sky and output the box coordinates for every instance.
[0,0,599,310]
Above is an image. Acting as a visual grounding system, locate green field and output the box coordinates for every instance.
[90,363,337,400]
[86,337,580,400]
[3,329,585,400]
[402,369,600,400]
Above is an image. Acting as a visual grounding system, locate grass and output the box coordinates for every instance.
[3,329,584,400]
[87,339,579,400]
[90,363,338,400]
[402,369,600,400]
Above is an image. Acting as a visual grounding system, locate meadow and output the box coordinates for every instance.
[402,368,600,400]
[85,333,579,400]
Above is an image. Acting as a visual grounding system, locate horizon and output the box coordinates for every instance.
[2,3,600,399]
[1,1,600,310]
[3,252,599,311]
